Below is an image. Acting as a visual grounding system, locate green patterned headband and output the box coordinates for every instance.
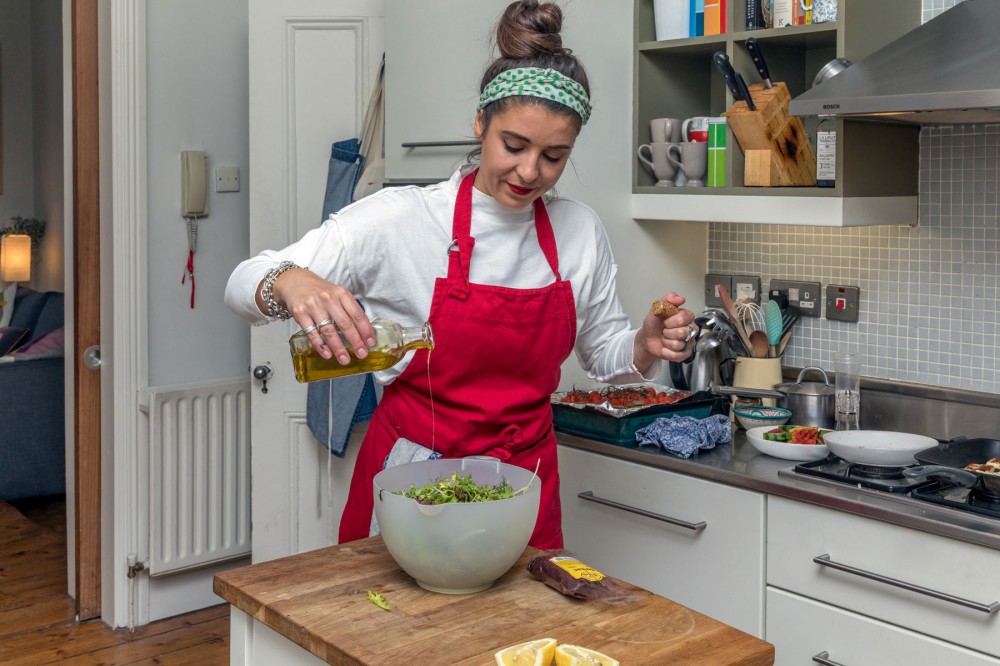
[478,67,592,125]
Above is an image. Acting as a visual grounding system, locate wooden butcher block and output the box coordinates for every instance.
[214,537,774,665]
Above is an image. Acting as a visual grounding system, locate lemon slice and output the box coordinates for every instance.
[554,644,619,666]
[494,637,557,666]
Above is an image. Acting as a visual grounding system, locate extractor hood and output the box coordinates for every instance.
[790,0,1000,124]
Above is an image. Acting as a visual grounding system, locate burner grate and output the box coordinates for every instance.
[793,455,933,493]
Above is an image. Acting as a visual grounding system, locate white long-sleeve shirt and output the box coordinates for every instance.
[225,166,658,385]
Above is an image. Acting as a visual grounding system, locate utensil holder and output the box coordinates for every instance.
[726,82,817,187]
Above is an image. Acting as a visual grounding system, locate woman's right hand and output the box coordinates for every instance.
[271,268,375,364]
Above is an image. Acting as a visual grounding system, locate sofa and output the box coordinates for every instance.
[0,286,66,501]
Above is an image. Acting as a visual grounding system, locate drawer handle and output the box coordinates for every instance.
[813,554,1000,615]
[812,651,844,666]
[577,491,707,532]
[401,140,479,148]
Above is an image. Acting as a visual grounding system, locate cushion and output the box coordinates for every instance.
[8,288,49,332]
[13,326,65,360]
[0,282,16,328]
[0,326,30,356]
[31,292,65,342]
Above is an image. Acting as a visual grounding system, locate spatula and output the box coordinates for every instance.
[765,299,783,357]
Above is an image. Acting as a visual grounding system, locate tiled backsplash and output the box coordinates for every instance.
[707,1,1000,393]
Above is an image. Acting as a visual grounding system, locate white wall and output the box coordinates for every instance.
[554,0,708,389]
[0,0,35,226]
[145,0,251,386]
[31,0,64,293]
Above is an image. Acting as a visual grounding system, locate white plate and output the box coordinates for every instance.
[746,426,829,462]
[823,430,938,466]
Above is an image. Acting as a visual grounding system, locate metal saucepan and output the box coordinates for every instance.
[823,430,938,467]
[903,438,1000,496]
[712,366,836,428]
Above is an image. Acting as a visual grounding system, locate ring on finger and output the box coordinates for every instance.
[316,318,335,328]
[300,323,320,335]
[683,323,697,341]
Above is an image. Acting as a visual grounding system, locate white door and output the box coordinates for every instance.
[248,0,384,563]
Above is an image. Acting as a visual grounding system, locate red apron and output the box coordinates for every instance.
[339,170,577,549]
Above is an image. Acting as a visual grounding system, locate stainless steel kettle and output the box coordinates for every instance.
[669,327,727,393]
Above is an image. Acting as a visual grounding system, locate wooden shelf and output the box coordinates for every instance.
[632,0,923,226]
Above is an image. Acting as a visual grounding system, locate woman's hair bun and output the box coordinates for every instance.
[496,0,570,58]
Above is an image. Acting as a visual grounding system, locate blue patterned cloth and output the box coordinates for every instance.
[634,414,733,458]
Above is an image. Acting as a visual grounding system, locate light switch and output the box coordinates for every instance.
[826,284,860,322]
[215,166,240,193]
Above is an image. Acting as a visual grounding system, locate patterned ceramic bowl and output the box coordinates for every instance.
[733,405,791,430]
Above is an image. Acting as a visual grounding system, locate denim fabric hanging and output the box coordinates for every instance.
[307,139,378,457]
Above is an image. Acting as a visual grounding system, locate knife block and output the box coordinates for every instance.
[727,82,817,187]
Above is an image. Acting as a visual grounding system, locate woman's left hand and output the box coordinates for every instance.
[636,292,698,366]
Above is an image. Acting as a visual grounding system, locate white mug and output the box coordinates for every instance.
[650,117,681,144]
[637,142,679,186]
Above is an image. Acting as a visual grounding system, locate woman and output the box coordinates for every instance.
[225,0,697,550]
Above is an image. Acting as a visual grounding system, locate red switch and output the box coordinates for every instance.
[835,297,847,309]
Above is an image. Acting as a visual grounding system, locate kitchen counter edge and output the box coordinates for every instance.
[556,431,1000,552]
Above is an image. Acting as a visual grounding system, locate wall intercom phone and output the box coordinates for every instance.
[181,150,209,218]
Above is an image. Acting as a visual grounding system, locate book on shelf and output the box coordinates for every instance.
[704,0,726,35]
[689,0,705,36]
[745,0,766,30]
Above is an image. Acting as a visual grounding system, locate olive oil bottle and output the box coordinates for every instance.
[289,318,433,383]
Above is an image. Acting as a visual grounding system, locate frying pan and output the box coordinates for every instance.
[903,438,1000,496]
[822,430,938,467]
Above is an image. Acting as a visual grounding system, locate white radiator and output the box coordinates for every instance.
[144,378,251,576]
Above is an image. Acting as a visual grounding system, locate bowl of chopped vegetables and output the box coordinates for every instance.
[746,425,830,461]
[373,457,540,594]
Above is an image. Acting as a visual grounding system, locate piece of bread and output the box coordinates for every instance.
[652,300,679,319]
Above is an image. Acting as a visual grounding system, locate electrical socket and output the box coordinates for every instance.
[704,274,732,307]
[733,275,761,304]
[769,279,822,317]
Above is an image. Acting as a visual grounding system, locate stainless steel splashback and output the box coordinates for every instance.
[782,368,1000,441]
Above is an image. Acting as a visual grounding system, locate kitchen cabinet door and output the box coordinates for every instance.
[767,588,1000,666]
[384,0,507,181]
[558,445,766,637]
[768,496,1000,658]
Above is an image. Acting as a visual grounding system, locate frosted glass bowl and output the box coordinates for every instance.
[372,457,541,594]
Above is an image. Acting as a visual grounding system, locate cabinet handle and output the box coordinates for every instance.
[401,140,479,148]
[577,491,707,532]
[813,554,1000,614]
[812,651,845,666]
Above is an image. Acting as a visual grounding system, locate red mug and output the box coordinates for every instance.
[683,116,710,142]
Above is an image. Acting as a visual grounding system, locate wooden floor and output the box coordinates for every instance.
[0,497,230,665]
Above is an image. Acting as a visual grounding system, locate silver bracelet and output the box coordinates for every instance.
[260,261,301,320]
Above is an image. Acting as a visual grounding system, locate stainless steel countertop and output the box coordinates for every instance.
[557,430,1000,552]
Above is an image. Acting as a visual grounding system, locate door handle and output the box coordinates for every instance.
[251,364,273,394]
[83,345,102,370]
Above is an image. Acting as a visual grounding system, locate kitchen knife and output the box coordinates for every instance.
[712,51,744,102]
[745,37,774,89]
[735,72,756,111]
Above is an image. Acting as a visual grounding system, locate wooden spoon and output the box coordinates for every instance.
[749,330,770,358]
[717,283,754,356]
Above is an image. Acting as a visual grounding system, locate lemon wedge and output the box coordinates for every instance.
[494,637,558,666]
[554,644,619,666]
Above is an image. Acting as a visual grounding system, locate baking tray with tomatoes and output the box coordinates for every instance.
[550,384,716,445]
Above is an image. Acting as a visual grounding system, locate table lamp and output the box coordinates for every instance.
[1,234,32,283]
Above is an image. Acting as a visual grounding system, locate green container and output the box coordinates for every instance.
[708,117,726,188]
[552,397,715,446]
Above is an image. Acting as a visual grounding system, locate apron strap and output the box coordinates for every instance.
[531,197,562,281]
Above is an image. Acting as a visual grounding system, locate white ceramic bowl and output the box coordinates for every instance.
[733,406,792,430]
[746,425,829,462]
[823,430,938,466]
[373,457,540,594]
